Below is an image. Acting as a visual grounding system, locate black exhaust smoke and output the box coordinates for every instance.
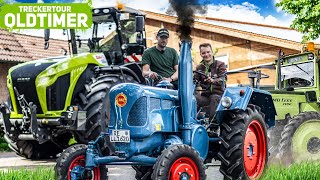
[168,0,207,41]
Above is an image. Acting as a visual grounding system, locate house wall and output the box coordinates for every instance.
[0,62,17,103]
[145,19,300,86]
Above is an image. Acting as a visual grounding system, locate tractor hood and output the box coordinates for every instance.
[7,53,108,115]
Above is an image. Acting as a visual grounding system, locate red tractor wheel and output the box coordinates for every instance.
[152,144,206,180]
[55,144,108,180]
[218,104,268,180]
[243,120,267,177]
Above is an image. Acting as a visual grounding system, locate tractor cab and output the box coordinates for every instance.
[45,6,146,65]
[275,42,319,91]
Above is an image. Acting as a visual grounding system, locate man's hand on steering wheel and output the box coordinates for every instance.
[148,72,159,79]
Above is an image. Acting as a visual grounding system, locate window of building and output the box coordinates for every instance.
[215,54,229,70]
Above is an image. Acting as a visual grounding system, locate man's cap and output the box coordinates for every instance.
[157,28,169,38]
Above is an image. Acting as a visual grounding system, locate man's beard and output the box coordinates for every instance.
[158,42,166,48]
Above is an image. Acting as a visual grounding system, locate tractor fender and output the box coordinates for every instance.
[216,86,276,128]
[94,63,145,84]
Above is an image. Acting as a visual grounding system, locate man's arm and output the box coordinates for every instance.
[163,48,179,82]
[142,64,158,78]
[163,65,178,82]
[207,62,227,85]
[141,50,158,79]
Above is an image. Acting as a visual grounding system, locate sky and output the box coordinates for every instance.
[12,0,295,26]
[92,0,295,27]
[15,0,296,38]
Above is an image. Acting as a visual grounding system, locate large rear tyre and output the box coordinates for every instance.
[55,144,108,180]
[267,119,287,162]
[152,144,206,180]
[218,104,268,180]
[279,112,320,164]
[75,74,136,143]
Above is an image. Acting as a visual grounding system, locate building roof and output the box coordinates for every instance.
[0,29,33,63]
[143,11,304,50]
[197,16,304,43]
[13,33,69,61]
[0,29,69,63]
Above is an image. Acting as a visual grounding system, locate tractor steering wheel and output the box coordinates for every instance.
[193,70,211,91]
[145,74,164,87]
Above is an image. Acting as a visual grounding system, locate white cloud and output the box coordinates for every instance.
[273,0,282,13]
[197,2,291,27]
[99,0,292,27]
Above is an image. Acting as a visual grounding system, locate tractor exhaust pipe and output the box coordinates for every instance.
[178,40,193,144]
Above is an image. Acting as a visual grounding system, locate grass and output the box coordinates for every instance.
[261,162,320,180]
[0,162,319,179]
[0,167,55,180]
[0,132,10,152]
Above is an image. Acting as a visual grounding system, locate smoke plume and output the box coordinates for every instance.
[167,0,208,41]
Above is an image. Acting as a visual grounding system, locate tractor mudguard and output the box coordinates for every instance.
[216,86,276,127]
[94,63,145,84]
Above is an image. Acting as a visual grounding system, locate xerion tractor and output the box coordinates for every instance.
[55,40,276,180]
[268,42,320,164]
[0,6,147,159]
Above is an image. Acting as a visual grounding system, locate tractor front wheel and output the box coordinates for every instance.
[279,112,320,164]
[218,104,268,180]
[151,144,206,180]
[55,144,108,180]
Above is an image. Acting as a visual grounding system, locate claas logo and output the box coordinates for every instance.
[116,93,127,107]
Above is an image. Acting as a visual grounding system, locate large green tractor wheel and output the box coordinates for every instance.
[267,119,288,161]
[279,111,320,164]
[74,74,136,143]
[218,104,268,180]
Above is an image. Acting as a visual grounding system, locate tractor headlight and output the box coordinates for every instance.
[93,9,100,14]
[47,68,57,76]
[221,96,232,108]
[102,9,109,13]
[38,77,49,86]
[59,62,68,71]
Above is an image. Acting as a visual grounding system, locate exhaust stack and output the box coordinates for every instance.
[178,40,193,126]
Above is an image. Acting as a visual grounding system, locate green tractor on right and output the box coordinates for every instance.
[269,42,320,164]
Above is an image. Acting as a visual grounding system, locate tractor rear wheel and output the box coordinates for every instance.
[218,104,268,180]
[279,111,320,164]
[55,144,108,180]
[151,144,206,180]
[267,119,287,162]
[74,74,136,144]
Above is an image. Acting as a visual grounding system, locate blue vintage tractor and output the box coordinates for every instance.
[55,41,276,180]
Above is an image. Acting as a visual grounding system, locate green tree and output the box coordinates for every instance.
[277,0,320,41]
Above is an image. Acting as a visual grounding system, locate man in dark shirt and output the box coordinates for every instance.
[194,43,227,119]
[142,28,179,89]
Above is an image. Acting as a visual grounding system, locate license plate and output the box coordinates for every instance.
[110,130,130,143]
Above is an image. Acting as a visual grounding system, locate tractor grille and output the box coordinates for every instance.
[127,97,147,126]
[46,74,70,111]
[162,99,173,109]
[11,62,55,114]
[150,98,160,110]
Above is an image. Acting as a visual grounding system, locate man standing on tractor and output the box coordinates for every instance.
[142,28,179,89]
[194,43,227,120]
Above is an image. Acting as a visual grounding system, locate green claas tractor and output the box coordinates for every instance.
[0,6,147,159]
[268,42,320,163]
